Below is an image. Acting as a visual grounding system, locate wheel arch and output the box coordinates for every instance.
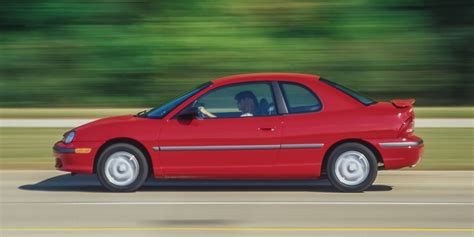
[320,139,383,177]
[93,137,154,176]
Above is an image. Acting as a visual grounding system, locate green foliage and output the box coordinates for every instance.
[1,0,472,107]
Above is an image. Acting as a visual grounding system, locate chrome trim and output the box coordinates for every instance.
[160,144,281,151]
[281,143,324,149]
[379,140,423,148]
[156,143,324,151]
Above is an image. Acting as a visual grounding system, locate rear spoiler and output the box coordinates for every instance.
[390,99,415,108]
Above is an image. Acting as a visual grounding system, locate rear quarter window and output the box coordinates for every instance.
[320,78,376,106]
[280,82,322,114]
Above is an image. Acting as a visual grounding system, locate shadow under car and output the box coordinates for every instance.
[19,173,392,193]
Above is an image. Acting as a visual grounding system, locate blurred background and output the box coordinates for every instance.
[1,3,473,235]
[1,0,473,107]
[0,0,472,170]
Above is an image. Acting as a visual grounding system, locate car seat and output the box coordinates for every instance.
[259,98,276,116]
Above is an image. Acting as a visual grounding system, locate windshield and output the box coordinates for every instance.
[145,82,211,118]
[320,78,376,106]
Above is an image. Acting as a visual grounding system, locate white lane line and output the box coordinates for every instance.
[2,227,473,232]
[0,119,95,128]
[6,201,471,205]
[415,119,473,128]
[2,227,474,232]
[0,118,473,128]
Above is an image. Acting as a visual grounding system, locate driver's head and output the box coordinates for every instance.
[234,91,258,114]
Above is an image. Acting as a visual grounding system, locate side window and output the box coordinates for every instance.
[191,82,276,119]
[280,82,322,114]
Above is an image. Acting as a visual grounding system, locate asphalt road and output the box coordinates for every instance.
[0,170,472,237]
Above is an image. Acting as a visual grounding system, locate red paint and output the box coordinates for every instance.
[391,99,416,108]
[53,73,424,179]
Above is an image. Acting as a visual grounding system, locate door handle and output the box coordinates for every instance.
[258,127,275,132]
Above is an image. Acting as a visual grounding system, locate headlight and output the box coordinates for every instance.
[63,131,76,144]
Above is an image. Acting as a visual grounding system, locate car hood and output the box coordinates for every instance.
[74,115,163,142]
[77,115,139,130]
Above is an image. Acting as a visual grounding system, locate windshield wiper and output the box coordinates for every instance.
[136,110,148,118]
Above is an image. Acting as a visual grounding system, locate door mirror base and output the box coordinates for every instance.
[177,107,198,120]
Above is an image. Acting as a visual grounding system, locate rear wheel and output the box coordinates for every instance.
[97,143,148,192]
[327,143,378,192]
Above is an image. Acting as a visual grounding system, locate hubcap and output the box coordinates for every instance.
[334,151,370,186]
[104,151,139,186]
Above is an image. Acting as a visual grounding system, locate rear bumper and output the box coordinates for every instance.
[371,136,424,169]
[379,139,423,148]
[53,141,101,174]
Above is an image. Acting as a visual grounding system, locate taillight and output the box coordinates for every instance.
[399,118,414,137]
[406,120,414,133]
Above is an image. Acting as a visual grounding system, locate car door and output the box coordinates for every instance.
[276,81,327,178]
[158,81,282,178]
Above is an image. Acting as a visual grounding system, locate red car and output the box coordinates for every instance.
[53,73,423,192]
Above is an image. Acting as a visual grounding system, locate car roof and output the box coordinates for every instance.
[211,73,320,86]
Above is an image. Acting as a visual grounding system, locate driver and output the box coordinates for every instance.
[198,90,259,118]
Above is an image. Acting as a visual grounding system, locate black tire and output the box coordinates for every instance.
[96,143,149,192]
[326,143,378,192]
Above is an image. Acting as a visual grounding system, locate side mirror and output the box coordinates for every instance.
[178,107,198,120]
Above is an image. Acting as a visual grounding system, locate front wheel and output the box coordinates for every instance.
[97,143,149,192]
[326,143,378,192]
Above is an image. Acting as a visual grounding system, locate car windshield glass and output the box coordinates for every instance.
[146,82,211,118]
[320,78,376,106]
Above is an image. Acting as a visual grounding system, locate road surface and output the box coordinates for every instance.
[0,170,473,237]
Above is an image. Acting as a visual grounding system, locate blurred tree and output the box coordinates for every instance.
[0,0,472,107]
[423,0,473,104]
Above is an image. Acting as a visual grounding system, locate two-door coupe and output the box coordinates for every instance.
[53,73,423,192]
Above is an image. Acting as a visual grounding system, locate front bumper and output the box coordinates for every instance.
[370,136,424,170]
[53,141,101,174]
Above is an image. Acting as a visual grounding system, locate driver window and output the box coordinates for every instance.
[191,82,276,119]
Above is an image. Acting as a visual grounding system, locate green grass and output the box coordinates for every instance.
[0,128,65,169]
[0,128,472,170]
[414,128,473,170]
